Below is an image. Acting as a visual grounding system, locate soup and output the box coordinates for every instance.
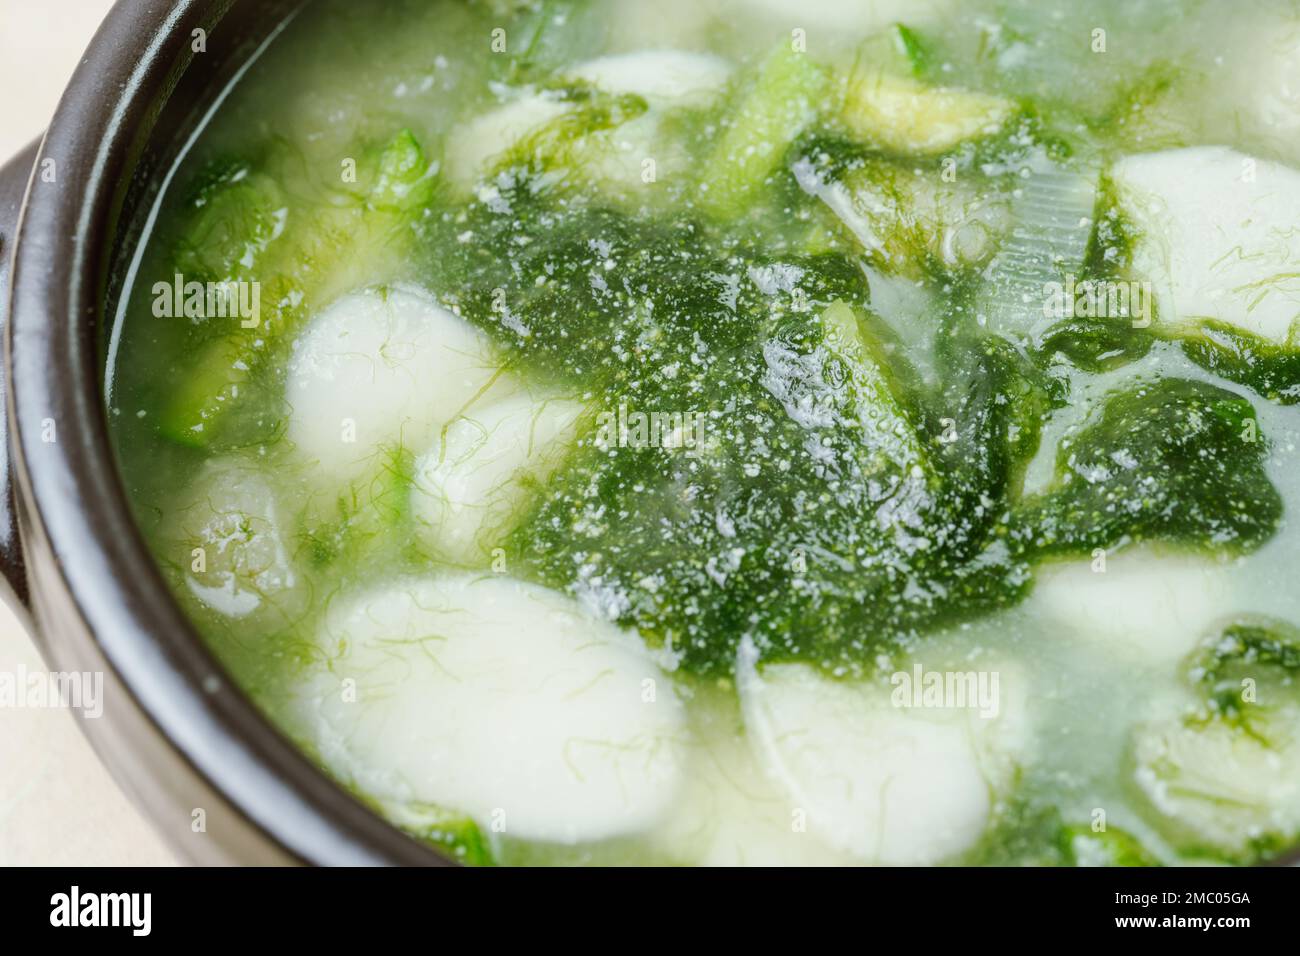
[107,0,1300,865]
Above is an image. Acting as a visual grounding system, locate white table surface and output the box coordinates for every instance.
[0,0,177,867]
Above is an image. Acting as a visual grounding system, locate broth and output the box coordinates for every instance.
[108,0,1300,865]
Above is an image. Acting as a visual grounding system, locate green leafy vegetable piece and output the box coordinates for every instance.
[889,24,933,77]
[430,174,1034,677]
[1061,825,1161,867]
[495,0,606,85]
[372,128,438,210]
[1180,320,1300,405]
[491,86,649,181]
[935,313,1060,508]
[839,71,1013,157]
[698,45,828,218]
[404,812,496,866]
[158,129,437,447]
[1013,379,1281,557]
[1039,315,1153,373]
[171,163,285,283]
[847,23,934,81]
[435,166,882,389]
[961,791,1070,866]
[967,789,1160,866]
[813,300,931,484]
[505,297,1027,673]
[510,298,944,675]
[1188,617,1300,734]
[1126,617,1300,864]
[1035,180,1153,372]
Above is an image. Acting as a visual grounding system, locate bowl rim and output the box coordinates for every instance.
[6,0,444,866]
[8,0,1298,870]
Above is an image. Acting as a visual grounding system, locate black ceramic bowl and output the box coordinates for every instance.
[0,0,444,866]
[3,0,1298,869]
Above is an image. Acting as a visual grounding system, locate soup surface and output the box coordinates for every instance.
[108,0,1300,865]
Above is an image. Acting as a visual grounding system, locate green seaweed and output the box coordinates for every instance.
[1188,617,1300,734]
[1180,321,1300,405]
[1061,824,1162,867]
[1039,316,1154,373]
[1012,379,1281,558]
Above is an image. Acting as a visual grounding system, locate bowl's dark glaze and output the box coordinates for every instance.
[2,0,443,866]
